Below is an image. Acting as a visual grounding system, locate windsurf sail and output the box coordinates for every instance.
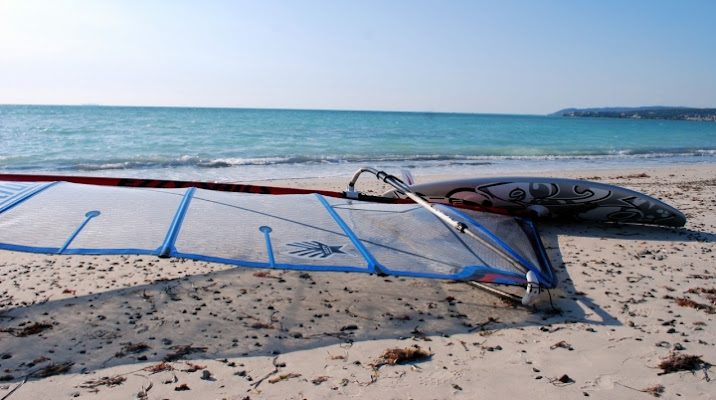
[0,180,556,290]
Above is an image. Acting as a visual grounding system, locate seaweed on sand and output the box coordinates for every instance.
[372,345,432,369]
[657,352,709,375]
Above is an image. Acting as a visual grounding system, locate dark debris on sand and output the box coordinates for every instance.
[371,345,432,369]
[163,344,208,362]
[115,342,151,358]
[643,384,666,397]
[674,297,716,314]
[657,352,709,375]
[79,375,127,388]
[29,361,74,379]
[0,321,53,337]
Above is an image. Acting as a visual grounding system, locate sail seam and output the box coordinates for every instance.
[158,187,196,257]
[0,181,59,215]
[314,194,383,274]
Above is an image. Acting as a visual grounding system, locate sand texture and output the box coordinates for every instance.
[1,165,714,399]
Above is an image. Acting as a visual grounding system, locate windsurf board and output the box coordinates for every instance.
[383,176,686,227]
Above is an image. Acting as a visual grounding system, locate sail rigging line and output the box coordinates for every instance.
[259,226,276,267]
[58,210,100,254]
[192,192,468,269]
[346,167,530,275]
[158,187,196,258]
[466,281,523,302]
[0,178,553,294]
[0,181,59,215]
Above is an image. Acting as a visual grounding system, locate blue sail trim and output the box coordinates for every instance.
[314,193,385,275]
[0,243,62,254]
[158,187,195,258]
[163,251,526,283]
[170,250,377,273]
[434,204,555,287]
[0,181,551,288]
[58,210,101,254]
[312,194,529,284]
[0,238,526,283]
[380,264,525,282]
[434,203,534,267]
[59,248,160,256]
[259,226,276,267]
[0,181,59,215]
[0,243,159,257]
[519,217,557,287]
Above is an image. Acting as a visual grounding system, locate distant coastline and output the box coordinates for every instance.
[553,106,716,121]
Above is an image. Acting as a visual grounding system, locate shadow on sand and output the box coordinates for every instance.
[2,221,708,381]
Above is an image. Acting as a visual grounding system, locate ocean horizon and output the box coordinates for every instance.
[2,104,715,182]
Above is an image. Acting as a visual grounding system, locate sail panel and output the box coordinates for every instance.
[0,181,555,287]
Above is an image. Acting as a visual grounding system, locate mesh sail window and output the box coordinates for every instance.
[0,181,555,288]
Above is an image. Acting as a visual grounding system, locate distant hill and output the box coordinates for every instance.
[552,106,716,121]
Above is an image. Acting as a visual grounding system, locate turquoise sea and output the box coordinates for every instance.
[1,105,715,182]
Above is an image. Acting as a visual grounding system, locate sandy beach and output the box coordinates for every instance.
[1,164,714,399]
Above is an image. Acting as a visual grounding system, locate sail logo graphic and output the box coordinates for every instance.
[0,182,43,208]
[285,241,352,259]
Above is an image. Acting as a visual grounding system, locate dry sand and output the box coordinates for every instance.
[1,164,714,399]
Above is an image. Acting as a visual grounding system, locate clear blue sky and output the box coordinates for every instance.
[2,0,715,114]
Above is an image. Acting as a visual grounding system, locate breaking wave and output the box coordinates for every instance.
[3,151,714,175]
